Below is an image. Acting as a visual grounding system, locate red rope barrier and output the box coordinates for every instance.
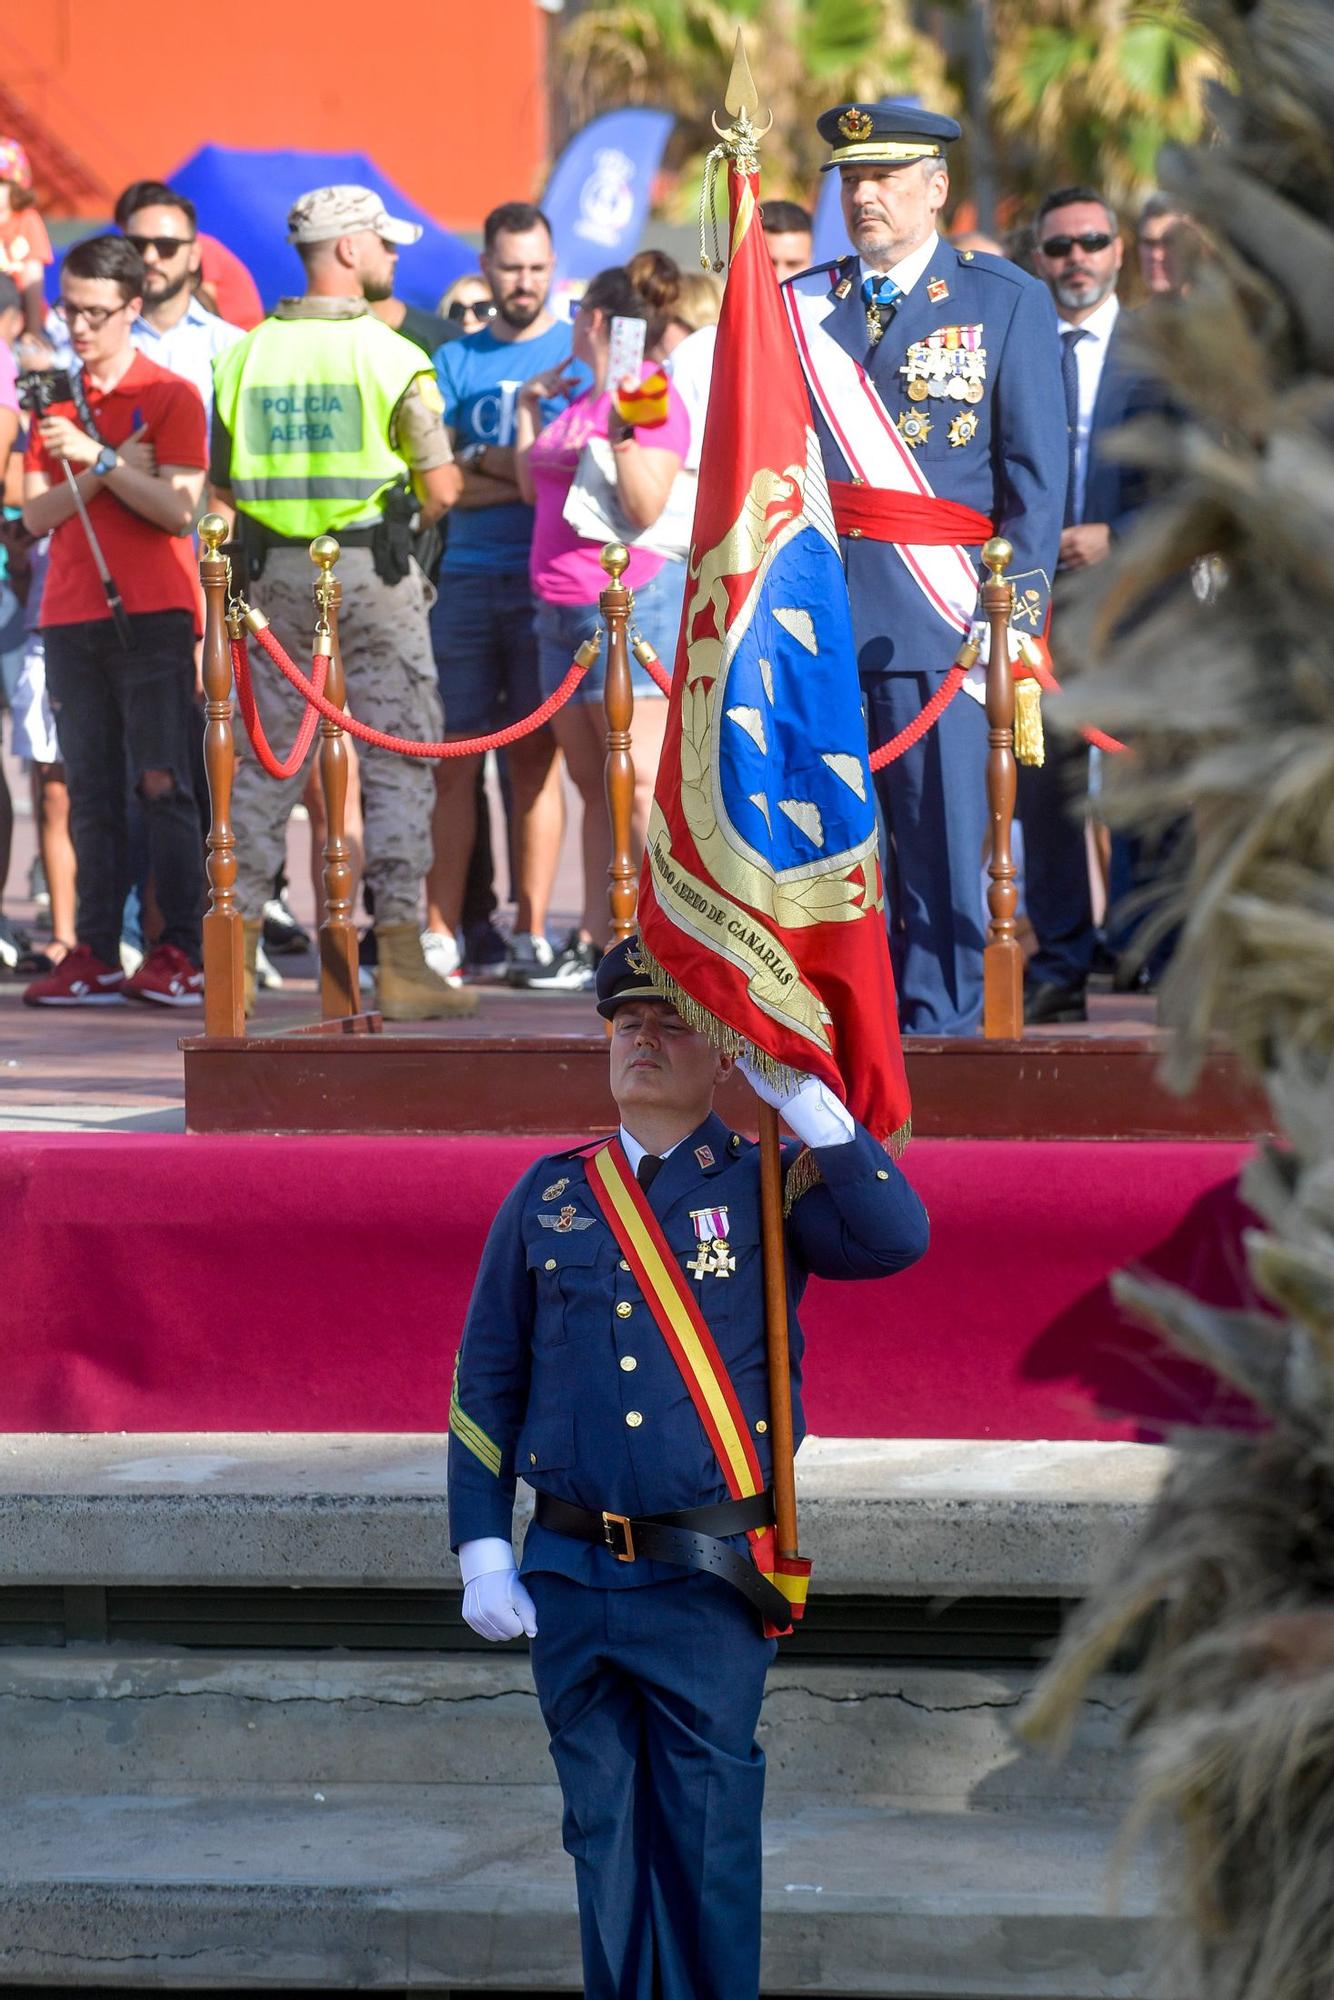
[1020,657,1127,755]
[245,621,590,761]
[868,666,968,771]
[635,639,673,698]
[232,635,329,780]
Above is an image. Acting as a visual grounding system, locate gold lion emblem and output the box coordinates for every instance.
[838,107,875,141]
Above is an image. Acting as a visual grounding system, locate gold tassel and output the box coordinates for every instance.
[1015,676,1044,765]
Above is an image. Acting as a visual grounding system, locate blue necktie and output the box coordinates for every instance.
[861,273,902,345]
[1060,327,1086,526]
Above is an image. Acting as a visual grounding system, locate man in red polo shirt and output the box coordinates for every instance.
[21,234,208,1008]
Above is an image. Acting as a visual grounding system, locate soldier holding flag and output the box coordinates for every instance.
[448,50,930,1998]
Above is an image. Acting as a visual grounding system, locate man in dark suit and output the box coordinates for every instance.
[1020,186,1162,1023]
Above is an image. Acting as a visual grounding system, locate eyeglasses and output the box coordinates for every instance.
[447,298,497,323]
[55,299,133,328]
[1040,232,1115,259]
[125,234,196,259]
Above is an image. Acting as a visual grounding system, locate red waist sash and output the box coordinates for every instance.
[829,482,994,548]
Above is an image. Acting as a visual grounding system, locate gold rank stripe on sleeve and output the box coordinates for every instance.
[585,1142,766,1505]
[449,1354,502,1478]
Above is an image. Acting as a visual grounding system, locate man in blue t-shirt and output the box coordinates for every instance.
[427,202,574,989]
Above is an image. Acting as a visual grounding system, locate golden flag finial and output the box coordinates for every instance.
[724,31,759,122]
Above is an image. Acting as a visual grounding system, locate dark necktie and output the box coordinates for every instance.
[861,273,902,348]
[636,1153,663,1192]
[1060,327,1087,526]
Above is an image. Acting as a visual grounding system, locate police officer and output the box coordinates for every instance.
[448,936,929,2000]
[783,105,1067,1036]
[211,185,473,1018]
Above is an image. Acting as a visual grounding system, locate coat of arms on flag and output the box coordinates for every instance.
[635,114,911,1151]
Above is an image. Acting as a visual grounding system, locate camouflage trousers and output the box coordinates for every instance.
[230,546,443,924]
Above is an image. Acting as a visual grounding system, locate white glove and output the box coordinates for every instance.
[459,1537,538,1641]
[737,1058,853,1150]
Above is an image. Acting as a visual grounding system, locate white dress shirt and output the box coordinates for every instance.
[618,1127,685,1177]
[1061,290,1119,524]
[131,296,243,427]
[860,231,940,299]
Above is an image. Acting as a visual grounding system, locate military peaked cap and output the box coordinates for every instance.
[595,935,667,1020]
[817,101,961,171]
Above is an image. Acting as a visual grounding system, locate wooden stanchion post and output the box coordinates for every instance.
[310,536,360,1021]
[757,1099,800,1557]
[982,535,1023,1039]
[600,541,638,944]
[198,515,245,1037]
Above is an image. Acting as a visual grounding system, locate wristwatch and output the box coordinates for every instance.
[459,442,486,469]
[91,446,119,477]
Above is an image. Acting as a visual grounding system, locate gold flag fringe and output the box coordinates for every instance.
[635,937,911,1161]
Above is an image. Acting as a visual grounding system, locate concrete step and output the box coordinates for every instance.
[0,1784,1156,1995]
[0,1433,1170,1596]
[0,1649,1131,1810]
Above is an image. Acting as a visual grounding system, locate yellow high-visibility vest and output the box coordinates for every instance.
[212,312,426,537]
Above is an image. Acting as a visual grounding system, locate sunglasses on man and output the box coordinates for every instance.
[124,233,196,259]
[1040,231,1115,259]
[447,298,497,323]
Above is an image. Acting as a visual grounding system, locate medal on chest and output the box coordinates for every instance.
[900,322,987,404]
[686,1206,735,1281]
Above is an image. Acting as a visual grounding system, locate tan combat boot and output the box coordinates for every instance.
[376,922,478,1020]
[242,918,262,1017]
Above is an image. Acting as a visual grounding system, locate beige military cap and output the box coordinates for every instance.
[286,185,423,247]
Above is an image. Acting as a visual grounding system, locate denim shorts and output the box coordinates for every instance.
[535,560,686,706]
[430,567,543,737]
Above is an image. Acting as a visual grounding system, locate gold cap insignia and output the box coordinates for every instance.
[625,939,647,974]
[838,107,875,142]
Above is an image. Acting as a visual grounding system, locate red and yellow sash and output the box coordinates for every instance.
[584,1139,812,1630]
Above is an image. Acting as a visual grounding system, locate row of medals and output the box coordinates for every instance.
[897,344,985,449]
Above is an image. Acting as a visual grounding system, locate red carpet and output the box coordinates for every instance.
[0,1134,1260,1440]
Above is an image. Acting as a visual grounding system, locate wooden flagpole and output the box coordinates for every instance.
[757,1099,800,1557]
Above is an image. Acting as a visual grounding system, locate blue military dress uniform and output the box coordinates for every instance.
[448,1100,928,2000]
[784,105,1067,1036]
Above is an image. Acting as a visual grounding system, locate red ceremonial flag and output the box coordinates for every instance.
[637,157,912,1148]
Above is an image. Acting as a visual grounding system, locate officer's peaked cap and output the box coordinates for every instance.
[595,934,669,1020]
[818,101,960,172]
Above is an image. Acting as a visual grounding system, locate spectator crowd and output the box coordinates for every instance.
[0,127,1204,1026]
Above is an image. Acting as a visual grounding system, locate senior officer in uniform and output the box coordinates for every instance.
[448,936,928,2000]
[782,104,1067,1036]
[211,185,473,1019]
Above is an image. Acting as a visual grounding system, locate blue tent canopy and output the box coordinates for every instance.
[168,146,476,312]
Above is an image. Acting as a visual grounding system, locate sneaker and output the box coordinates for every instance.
[505,931,556,988]
[123,944,204,1007]
[23,944,126,1007]
[255,939,284,992]
[262,893,312,956]
[0,915,32,975]
[524,930,601,994]
[421,928,464,988]
[463,918,511,981]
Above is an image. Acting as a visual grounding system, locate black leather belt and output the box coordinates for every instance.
[533,1489,790,1626]
[258,524,377,550]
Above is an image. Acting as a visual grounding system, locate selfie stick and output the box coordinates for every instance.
[58,458,134,651]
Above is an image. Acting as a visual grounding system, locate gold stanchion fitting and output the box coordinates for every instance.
[310,534,341,572]
[242,605,271,635]
[981,536,1013,579]
[199,514,229,555]
[574,633,603,669]
[954,636,981,672]
[1015,633,1045,671]
[600,542,630,584]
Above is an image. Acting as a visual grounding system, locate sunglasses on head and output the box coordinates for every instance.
[125,233,196,258]
[1040,231,1114,259]
[447,297,497,323]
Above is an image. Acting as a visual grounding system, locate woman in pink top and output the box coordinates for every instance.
[514,262,689,992]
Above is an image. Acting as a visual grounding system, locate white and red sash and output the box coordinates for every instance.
[783,275,990,693]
